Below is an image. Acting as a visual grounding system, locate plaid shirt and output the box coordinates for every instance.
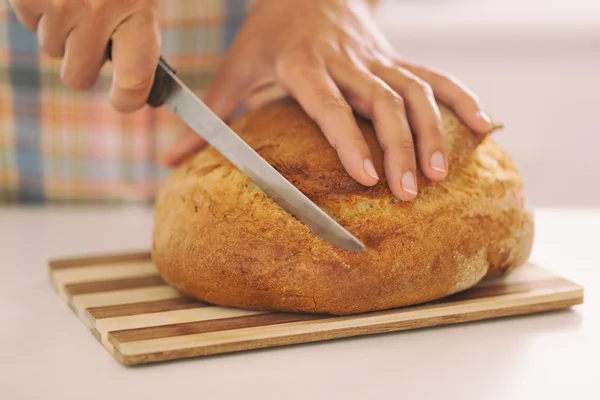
[0,0,254,203]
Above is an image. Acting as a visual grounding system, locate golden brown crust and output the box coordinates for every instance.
[152,98,534,315]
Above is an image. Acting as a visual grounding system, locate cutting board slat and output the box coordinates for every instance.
[85,298,208,320]
[48,252,583,365]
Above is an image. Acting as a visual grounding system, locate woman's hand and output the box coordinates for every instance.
[162,0,493,201]
[9,0,161,112]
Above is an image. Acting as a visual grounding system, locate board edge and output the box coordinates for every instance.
[113,289,583,366]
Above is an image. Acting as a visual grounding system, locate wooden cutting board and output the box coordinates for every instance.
[48,251,583,366]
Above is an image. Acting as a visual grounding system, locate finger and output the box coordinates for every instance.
[201,52,256,121]
[372,64,447,181]
[109,13,161,113]
[37,8,76,59]
[60,18,113,91]
[159,130,208,167]
[276,54,378,187]
[328,60,417,200]
[400,61,492,134]
[246,81,286,111]
[9,0,43,31]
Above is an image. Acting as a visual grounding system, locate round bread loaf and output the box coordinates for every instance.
[152,98,534,315]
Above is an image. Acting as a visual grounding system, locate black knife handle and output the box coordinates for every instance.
[105,40,175,108]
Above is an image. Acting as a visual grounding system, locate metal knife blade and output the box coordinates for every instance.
[150,57,365,251]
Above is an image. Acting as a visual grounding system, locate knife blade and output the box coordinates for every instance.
[147,56,365,251]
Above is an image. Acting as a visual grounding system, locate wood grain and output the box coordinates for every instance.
[428,278,569,303]
[71,286,182,319]
[94,307,268,344]
[65,275,165,296]
[111,312,327,343]
[49,251,151,270]
[47,251,584,366]
[115,298,581,366]
[51,262,158,287]
[111,286,580,359]
[85,298,208,320]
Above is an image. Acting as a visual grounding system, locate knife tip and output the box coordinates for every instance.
[340,238,366,252]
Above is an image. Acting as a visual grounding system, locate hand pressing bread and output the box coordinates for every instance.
[161,0,495,201]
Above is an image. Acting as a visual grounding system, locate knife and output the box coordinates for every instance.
[142,56,365,251]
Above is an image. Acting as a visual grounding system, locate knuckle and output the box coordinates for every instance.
[39,42,63,59]
[315,38,340,55]
[318,93,352,115]
[274,57,291,78]
[372,86,404,108]
[331,134,365,153]
[275,56,300,78]
[398,140,415,150]
[291,39,321,57]
[454,90,478,109]
[37,34,52,56]
[37,30,63,59]
[407,76,433,96]
[429,68,454,85]
[112,98,144,114]
[277,50,322,75]
[49,0,82,17]
[424,121,445,138]
[49,0,70,11]
[349,134,367,143]
[116,71,154,91]
[10,1,38,30]
[86,0,110,13]
[61,71,95,90]
[380,139,415,154]
[437,72,480,103]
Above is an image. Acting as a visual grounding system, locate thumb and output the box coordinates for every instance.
[159,59,252,167]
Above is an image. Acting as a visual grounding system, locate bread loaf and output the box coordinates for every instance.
[152,98,534,315]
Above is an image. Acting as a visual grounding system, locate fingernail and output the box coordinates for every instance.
[401,171,418,195]
[364,158,379,180]
[477,110,492,128]
[430,151,446,173]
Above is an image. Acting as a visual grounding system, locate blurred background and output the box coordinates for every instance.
[375,0,600,207]
[1,0,598,207]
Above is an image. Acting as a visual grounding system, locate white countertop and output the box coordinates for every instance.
[1,207,599,400]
